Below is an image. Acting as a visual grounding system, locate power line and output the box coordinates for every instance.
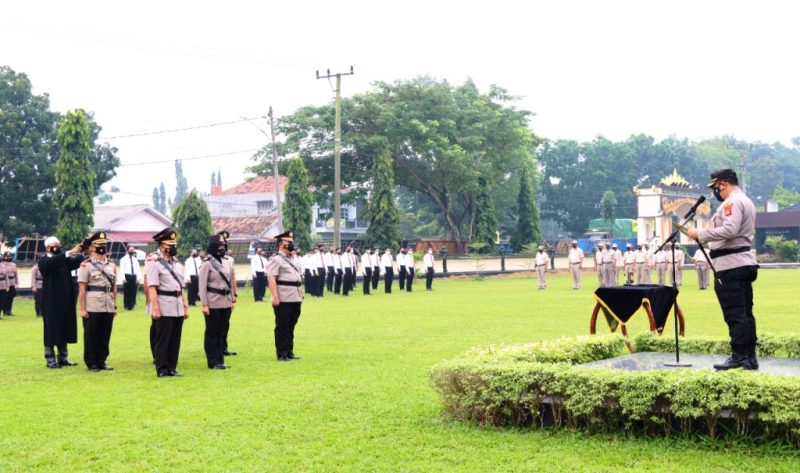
[118,148,261,167]
[99,116,266,140]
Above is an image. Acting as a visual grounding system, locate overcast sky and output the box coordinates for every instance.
[3,1,798,207]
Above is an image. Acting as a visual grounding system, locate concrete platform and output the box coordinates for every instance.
[581,351,800,376]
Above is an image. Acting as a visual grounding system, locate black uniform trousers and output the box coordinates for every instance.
[398,266,407,290]
[273,302,301,358]
[153,316,184,375]
[426,267,435,290]
[123,274,138,310]
[714,265,758,355]
[33,289,43,316]
[83,312,114,369]
[187,275,199,306]
[343,268,352,296]
[372,267,380,289]
[316,268,326,297]
[334,269,343,294]
[406,270,414,292]
[304,269,313,295]
[1,286,16,315]
[253,272,267,301]
[363,268,372,294]
[326,266,335,292]
[384,267,394,293]
[204,308,231,367]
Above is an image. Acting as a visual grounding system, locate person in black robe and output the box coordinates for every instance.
[38,236,85,368]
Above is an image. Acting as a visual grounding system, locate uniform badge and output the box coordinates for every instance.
[723,203,733,216]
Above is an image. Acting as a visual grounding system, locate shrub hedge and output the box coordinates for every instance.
[431,334,800,447]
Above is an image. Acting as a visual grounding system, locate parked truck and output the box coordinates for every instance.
[577,218,638,254]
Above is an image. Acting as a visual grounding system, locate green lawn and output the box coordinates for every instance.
[1,270,798,472]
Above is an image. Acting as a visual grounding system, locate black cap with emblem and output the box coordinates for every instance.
[272,230,294,242]
[88,231,109,246]
[152,227,178,245]
[708,168,738,188]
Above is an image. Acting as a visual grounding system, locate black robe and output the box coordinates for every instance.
[38,252,84,346]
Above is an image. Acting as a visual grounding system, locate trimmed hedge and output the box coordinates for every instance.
[431,334,800,446]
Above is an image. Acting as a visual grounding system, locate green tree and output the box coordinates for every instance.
[601,190,617,223]
[158,182,167,215]
[172,160,188,209]
[510,163,541,253]
[152,187,160,211]
[282,158,313,251]
[472,176,499,253]
[771,185,800,209]
[365,149,401,248]
[54,109,95,244]
[171,189,212,257]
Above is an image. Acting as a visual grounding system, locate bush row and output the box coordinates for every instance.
[431,334,800,447]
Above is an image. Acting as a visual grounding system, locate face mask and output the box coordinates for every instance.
[95,246,107,255]
[216,248,225,257]
[3,257,10,262]
[286,242,295,252]
[712,187,724,203]
[50,246,62,255]
[167,246,177,257]
[128,251,135,256]
[572,244,576,248]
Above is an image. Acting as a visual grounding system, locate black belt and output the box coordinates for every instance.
[570,262,581,265]
[0,276,5,280]
[156,289,182,297]
[207,287,231,296]
[709,246,751,259]
[87,286,113,293]
[276,280,302,287]
[535,264,545,267]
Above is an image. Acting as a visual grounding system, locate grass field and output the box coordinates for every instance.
[1,270,799,472]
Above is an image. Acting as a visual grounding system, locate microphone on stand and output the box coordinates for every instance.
[683,195,706,219]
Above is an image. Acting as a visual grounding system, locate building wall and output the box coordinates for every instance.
[112,211,169,232]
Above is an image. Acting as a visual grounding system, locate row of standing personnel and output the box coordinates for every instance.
[250,246,438,299]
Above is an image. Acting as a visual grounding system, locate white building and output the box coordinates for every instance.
[93,204,172,245]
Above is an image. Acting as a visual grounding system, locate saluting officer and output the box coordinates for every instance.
[0,251,19,316]
[30,262,44,316]
[199,233,237,370]
[77,232,117,371]
[267,231,304,361]
[688,168,759,370]
[146,228,190,378]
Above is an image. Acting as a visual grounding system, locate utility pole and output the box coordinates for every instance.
[316,66,354,250]
[268,106,283,232]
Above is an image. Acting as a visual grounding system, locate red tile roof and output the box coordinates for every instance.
[221,175,287,195]
[212,215,278,241]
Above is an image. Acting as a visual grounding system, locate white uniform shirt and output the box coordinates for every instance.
[423,252,435,268]
[251,254,267,276]
[396,253,406,268]
[184,256,201,280]
[693,249,709,266]
[333,254,343,270]
[624,250,636,265]
[119,253,141,279]
[342,252,353,269]
[534,252,549,266]
[361,253,372,274]
[323,252,334,268]
[613,249,624,268]
[568,247,584,264]
[381,252,394,268]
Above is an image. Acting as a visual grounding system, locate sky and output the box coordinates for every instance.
[3,0,798,207]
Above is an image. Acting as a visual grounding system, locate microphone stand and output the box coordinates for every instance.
[656,215,695,368]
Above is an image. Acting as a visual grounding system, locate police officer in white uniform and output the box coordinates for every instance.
[623,243,635,284]
[251,247,268,302]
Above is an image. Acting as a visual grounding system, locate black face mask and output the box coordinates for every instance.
[50,246,62,255]
[128,251,135,256]
[216,248,225,257]
[95,246,107,255]
[286,242,295,252]
[167,246,177,257]
[712,187,724,203]
[3,257,11,262]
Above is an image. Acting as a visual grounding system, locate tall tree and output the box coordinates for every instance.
[217,168,222,186]
[172,160,188,209]
[158,182,167,215]
[54,109,95,244]
[600,190,617,223]
[771,186,800,209]
[282,158,313,251]
[152,187,160,211]
[365,149,401,248]
[472,176,499,253]
[510,164,541,253]
[210,172,216,190]
[171,189,212,257]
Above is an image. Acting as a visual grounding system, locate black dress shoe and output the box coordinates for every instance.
[713,354,756,370]
[223,350,238,356]
[101,364,114,371]
[157,372,172,378]
[277,357,291,362]
[58,359,78,367]
[88,366,101,372]
[46,361,62,369]
[211,364,229,370]
[169,370,184,377]
[288,354,302,360]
